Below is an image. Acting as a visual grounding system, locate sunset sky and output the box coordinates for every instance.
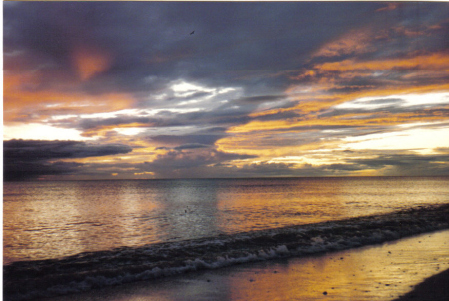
[3,1,449,181]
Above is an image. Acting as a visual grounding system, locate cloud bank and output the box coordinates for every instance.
[3,2,449,179]
[4,140,132,181]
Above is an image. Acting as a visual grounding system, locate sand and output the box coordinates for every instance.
[41,229,449,301]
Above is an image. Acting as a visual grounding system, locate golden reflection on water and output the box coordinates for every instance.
[4,178,449,263]
[216,179,348,234]
[225,231,449,301]
[67,182,163,248]
[45,230,449,301]
[3,181,164,263]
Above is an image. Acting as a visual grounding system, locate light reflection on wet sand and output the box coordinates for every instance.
[45,229,449,301]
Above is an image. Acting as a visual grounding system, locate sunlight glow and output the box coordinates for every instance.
[342,126,449,151]
[114,127,147,136]
[336,92,449,110]
[171,81,214,97]
[3,123,91,141]
[267,155,341,166]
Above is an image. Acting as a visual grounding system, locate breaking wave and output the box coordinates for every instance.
[4,204,449,301]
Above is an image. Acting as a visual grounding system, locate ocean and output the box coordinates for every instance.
[3,177,449,300]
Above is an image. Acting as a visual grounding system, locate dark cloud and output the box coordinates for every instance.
[3,160,84,182]
[74,116,156,132]
[319,151,449,176]
[236,95,286,103]
[351,153,449,167]
[319,104,449,120]
[149,127,228,147]
[3,139,132,181]
[221,162,326,178]
[65,148,449,179]
[3,1,386,95]
[4,139,132,160]
[54,101,256,137]
[135,148,449,178]
[5,1,448,98]
[354,98,404,106]
[142,149,256,178]
[3,2,449,179]
[174,143,210,150]
[156,143,210,151]
[434,147,449,154]
[232,151,449,178]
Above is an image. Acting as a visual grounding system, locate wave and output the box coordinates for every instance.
[4,204,449,301]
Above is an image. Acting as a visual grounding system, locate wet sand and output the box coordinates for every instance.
[42,229,449,301]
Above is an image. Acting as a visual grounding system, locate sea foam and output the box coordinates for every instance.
[4,204,449,301]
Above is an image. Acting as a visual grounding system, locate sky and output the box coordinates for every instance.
[3,1,449,181]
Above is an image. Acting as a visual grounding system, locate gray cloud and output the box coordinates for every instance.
[156,143,210,151]
[319,150,449,176]
[149,127,228,147]
[4,2,449,179]
[236,95,287,103]
[3,139,132,181]
[174,143,210,150]
[142,149,256,178]
[3,2,389,95]
[353,98,405,106]
[4,139,132,160]
[5,1,448,99]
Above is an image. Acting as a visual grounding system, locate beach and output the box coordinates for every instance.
[40,229,449,301]
[4,1,449,299]
[5,179,449,300]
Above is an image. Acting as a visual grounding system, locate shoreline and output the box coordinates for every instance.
[5,204,449,301]
[39,229,449,301]
[394,268,449,301]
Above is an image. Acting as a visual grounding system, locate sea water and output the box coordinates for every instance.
[4,177,449,264]
[3,177,449,300]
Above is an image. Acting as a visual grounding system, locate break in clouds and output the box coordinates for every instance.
[3,2,449,180]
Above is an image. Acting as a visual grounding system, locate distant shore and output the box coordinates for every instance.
[394,268,449,301]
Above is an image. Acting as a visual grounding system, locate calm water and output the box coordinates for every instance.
[3,177,449,264]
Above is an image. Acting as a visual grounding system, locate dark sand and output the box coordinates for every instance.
[394,268,449,301]
[42,230,449,301]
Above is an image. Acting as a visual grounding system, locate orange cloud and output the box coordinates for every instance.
[71,46,112,80]
[317,52,449,72]
[392,26,424,37]
[3,71,136,123]
[80,122,153,138]
[217,101,449,166]
[227,86,449,135]
[216,130,339,160]
[313,29,374,58]
[375,3,400,12]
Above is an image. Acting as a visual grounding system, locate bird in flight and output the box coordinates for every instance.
[190,30,195,35]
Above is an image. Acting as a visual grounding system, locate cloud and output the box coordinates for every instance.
[142,148,256,178]
[3,2,449,179]
[4,139,132,160]
[156,143,210,151]
[375,3,400,12]
[3,2,386,96]
[347,152,449,176]
[3,140,132,181]
[236,95,287,103]
[228,150,449,177]
[149,127,228,147]
[174,143,210,150]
